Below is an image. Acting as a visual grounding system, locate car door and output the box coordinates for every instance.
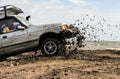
[1,29,29,54]
[0,34,4,55]
[0,18,29,54]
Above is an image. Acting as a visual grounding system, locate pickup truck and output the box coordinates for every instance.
[0,5,84,58]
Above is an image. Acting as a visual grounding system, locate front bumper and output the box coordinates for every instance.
[60,33,85,55]
[64,34,85,49]
[58,25,85,54]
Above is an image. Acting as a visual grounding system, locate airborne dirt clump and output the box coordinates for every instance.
[73,14,120,41]
[0,50,120,79]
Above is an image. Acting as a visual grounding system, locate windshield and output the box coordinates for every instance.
[16,16,32,27]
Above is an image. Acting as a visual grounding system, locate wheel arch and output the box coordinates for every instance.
[39,32,58,49]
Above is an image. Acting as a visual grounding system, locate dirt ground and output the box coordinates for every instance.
[0,50,120,79]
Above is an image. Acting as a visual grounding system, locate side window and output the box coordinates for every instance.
[0,20,8,34]
[0,18,14,34]
[0,18,25,34]
[13,21,25,31]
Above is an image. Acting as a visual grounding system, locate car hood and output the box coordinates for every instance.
[36,23,62,28]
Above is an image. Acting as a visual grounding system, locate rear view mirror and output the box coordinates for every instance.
[26,15,31,21]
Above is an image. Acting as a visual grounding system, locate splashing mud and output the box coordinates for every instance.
[73,14,120,41]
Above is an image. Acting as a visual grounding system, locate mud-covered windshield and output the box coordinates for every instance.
[16,16,32,27]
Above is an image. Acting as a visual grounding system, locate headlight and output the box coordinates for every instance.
[60,25,66,30]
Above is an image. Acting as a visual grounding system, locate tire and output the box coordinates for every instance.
[41,38,59,56]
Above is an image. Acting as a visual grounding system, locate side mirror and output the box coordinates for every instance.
[17,26,25,30]
[26,15,31,21]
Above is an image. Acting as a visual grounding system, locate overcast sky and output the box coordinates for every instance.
[0,0,120,41]
[0,0,120,24]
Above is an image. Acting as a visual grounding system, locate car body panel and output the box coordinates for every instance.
[0,35,4,54]
[0,29,28,54]
[26,26,44,48]
[25,23,62,48]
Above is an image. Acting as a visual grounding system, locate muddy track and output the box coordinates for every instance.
[0,50,120,79]
[68,50,120,61]
[0,50,120,67]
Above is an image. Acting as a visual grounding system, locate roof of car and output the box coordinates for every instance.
[0,5,23,19]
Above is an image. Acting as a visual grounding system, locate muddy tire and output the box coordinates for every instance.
[41,38,59,56]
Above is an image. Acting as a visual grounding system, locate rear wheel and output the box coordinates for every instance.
[41,38,59,56]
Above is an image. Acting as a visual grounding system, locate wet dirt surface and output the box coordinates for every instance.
[0,50,120,79]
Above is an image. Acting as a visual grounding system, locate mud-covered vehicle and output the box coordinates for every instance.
[0,5,84,57]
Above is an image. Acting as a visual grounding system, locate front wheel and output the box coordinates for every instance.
[41,38,59,56]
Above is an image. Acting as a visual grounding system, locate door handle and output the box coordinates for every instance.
[2,36,7,39]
